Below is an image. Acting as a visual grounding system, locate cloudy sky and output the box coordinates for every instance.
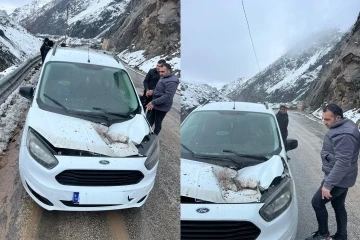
[181,0,360,88]
[0,0,31,13]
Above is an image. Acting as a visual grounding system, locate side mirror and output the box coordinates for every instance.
[19,86,34,100]
[285,138,298,152]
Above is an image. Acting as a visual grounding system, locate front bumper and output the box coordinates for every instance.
[181,197,298,240]
[19,145,158,211]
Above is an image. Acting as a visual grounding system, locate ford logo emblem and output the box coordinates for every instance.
[196,208,209,213]
[99,160,110,165]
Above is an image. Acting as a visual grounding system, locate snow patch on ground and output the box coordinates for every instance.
[0,70,39,155]
[118,49,180,75]
[0,65,17,79]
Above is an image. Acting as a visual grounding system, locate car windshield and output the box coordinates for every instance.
[181,110,281,160]
[37,61,139,117]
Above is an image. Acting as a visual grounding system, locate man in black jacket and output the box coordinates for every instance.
[40,38,49,64]
[276,105,289,144]
[141,59,166,109]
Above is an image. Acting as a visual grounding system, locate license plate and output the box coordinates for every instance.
[73,192,79,203]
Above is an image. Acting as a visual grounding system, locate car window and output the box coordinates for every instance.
[37,61,139,115]
[181,110,281,157]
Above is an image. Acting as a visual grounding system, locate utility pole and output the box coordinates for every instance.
[65,3,69,44]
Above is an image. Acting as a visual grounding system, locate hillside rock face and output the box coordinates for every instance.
[109,0,180,59]
[305,13,360,111]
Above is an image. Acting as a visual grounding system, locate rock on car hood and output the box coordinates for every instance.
[181,155,284,203]
[26,107,150,157]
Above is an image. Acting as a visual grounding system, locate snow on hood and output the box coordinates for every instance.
[181,155,284,203]
[26,107,150,157]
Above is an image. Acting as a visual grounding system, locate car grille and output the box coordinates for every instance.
[181,220,261,240]
[55,170,144,186]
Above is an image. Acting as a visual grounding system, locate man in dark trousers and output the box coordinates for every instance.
[43,40,54,60]
[145,63,179,135]
[141,59,166,109]
[305,104,360,240]
[276,105,289,144]
[40,38,49,63]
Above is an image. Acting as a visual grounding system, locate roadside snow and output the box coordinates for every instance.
[118,49,180,75]
[344,109,360,125]
[0,69,39,155]
[0,65,17,79]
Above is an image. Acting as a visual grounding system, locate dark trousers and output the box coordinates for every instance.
[146,109,167,135]
[311,183,348,239]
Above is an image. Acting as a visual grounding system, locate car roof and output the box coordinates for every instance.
[194,102,275,115]
[45,47,125,69]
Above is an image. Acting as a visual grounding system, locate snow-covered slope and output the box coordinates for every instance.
[11,0,130,39]
[0,16,41,71]
[220,77,249,96]
[181,81,230,122]
[223,29,343,103]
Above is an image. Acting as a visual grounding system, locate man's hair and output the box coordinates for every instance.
[44,37,49,42]
[280,105,287,109]
[160,63,172,72]
[323,103,343,118]
[157,59,166,64]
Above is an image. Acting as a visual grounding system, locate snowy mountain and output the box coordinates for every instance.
[11,0,130,39]
[223,29,343,103]
[0,16,42,72]
[0,10,8,17]
[181,81,230,122]
[220,77,249,96]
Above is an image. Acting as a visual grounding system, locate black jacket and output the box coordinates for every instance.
[40,42,47,62]
[276,111,288,136]
[143,68,160,90]
[43,46,52,61]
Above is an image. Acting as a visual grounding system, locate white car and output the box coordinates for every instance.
[180,102,299,240]
[18,46,159,211]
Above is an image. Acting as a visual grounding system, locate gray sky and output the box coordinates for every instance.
[0,0,31,14]
[181,0,360,88]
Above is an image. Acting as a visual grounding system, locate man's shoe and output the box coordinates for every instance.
[330,233,346,240]
[305,231,332,240]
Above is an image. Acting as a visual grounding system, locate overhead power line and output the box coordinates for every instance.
[242,0,261,72]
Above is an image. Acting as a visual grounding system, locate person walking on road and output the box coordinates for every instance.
[141,59,166,109]
[145,63,179,135]
[43,40,54,61]
[276,105,289,144]
[40,38,49,64]
[305,104,360,240]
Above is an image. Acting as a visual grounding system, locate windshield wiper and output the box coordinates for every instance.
[223,149,269,161]
[92,107,131,118]
[181,144,242,167]
[43,94,68,112]
[181,143,195,155]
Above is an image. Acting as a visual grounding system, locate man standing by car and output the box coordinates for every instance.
[145,63,179,135]
[141,59,167,109]
[40,38,49,64]
[306,104,360,240]
[276,105,289,144]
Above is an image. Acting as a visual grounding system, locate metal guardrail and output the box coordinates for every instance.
[0,54,41,104]
[0,54,41,89]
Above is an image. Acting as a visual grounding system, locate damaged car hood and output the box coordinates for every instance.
[181,155,284,203]
[26,107,150,157]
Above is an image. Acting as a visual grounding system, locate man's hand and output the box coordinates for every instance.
[146,102,154,111]
[146,90,153,97]
[321,186,332,199]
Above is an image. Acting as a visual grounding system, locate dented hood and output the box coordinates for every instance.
[181,155,284,203]
[26,107,150,157]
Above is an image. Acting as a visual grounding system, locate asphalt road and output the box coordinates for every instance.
[0,65,180,240]
[287,112,360,239]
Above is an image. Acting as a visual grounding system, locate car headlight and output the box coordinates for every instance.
[144,137,159,170]
[259,178,292,222]
[26,128,59,169]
